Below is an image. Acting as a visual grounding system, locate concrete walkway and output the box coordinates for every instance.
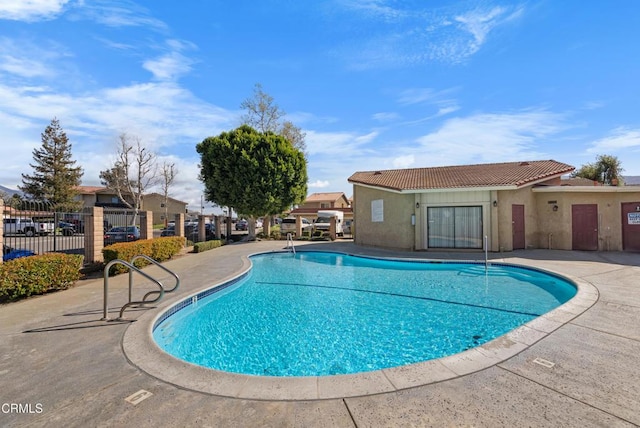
[1,241,639,427]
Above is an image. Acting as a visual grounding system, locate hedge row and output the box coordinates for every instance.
[102,236,186,275]
[0,253,84,302]
[193,239,224,253]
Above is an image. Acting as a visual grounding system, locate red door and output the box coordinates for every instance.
[512,205,525,250]
[621,202,640,252]
[572,204,598,250]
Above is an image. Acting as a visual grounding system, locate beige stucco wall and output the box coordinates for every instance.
[533,189,640,251]
[353,185,415,250]
[353,182,640,253]
[417,190,492,251]
[142,194,187,225]
[494,187,538,251]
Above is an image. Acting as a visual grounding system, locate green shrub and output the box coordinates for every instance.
[270,230,281,240]
[102,237,184,275]
[152,236,186,261]
[193,239,223,253]
[0,253,83,302]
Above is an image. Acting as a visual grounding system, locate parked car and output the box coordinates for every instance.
[3,244,36,262]
[160,225,176,237]
[280,217,312,236]
[104,226,140,245]
[235,219,248,231]
[58,221,76,236]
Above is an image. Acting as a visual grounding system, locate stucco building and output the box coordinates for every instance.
[348,160,640,252]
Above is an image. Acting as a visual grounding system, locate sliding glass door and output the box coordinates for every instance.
[427,206,483,249]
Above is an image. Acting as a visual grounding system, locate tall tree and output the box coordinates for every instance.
[572,154,624,185]
[20,118,84,210]
[240,83,307,153]
[159,161,178,225]
[197,125,307,219]
[99,133,157,224]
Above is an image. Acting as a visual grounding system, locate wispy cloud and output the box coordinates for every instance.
[454,6,524,55]
[74,0,167,31]
[413,110,566,165]
[397,87,460,122]
[305,129,379,156]
[333,1,525,68]
[0,37,69,79]
[587,127,640,153]
[308,179,330,189]
[0,0,70,22]
[372,112,400,122]
[143,40,197,82]
[335,0,406,21]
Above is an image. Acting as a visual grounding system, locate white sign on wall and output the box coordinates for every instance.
[371,199,384,222]
[628,212,640,225]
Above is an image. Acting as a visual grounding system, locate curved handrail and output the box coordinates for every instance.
[130,254,180,302]
[101,259,165,321]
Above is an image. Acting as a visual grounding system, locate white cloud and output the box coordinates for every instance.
[0,37,68,79]
[305,129,378,156]
[308,180,330,188]
[587,127,640,153]
[392,154,414,169]
[414,110,566,165]
[75,0,167,31]
[454,6,523,53]
[0,0,69,21]
[396,87,460,123]
[335,2,525,69]
[143,51,193,81]
[372,112,399,122]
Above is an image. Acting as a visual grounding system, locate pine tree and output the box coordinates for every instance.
[20,118,84,210]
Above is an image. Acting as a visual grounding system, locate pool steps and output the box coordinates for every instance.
[101,254,180,322]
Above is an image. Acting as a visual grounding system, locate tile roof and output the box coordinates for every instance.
[305,192,348,202]
[348,160,575,192]
[560,177,602,186]
[75,185,109,194]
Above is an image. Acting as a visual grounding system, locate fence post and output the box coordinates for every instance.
[174,213,185,238]
[198,215,206,243]
[0,199,4,265]
[84,206,104,264]
[139,210,153,240]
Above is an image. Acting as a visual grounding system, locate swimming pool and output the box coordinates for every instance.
[153,251,576,377]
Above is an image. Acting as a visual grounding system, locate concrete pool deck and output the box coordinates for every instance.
[1,240,639,427]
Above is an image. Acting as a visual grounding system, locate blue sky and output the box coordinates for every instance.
[1,1,639,213]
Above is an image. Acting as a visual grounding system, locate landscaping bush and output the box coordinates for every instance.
[193,239,223,253]
[270,230,281,240]
[103,237,185,275]
[152,236,186,261]
[0,253,83,302]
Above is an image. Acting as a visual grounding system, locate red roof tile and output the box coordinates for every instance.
[348,160,574,191]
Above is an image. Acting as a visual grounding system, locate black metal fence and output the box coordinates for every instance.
[2,201,86,257]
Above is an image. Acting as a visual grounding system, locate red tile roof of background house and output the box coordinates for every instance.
[348,160,574,192]
[305,192,348,202]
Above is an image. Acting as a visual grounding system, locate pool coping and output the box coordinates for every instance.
[122,250,599,401]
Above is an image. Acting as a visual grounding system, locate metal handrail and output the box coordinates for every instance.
[130,254,180,302]
[101,259,165,321]
[286,232,296,254]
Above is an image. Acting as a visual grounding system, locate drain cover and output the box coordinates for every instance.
[125,390,153,405]
[533,357,555,368]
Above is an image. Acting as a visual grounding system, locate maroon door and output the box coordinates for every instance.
[512,204,525,250]
[572,204,598,250]
[621,202,640,252]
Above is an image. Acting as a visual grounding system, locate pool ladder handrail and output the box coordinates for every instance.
[286,232,296,254]
[101,255,180,321]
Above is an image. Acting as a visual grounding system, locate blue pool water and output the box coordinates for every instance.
[153,251,576,377]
